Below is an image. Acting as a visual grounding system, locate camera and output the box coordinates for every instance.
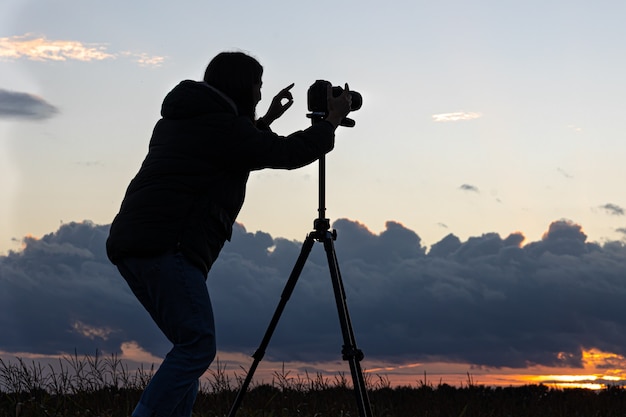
[307,80,362,127]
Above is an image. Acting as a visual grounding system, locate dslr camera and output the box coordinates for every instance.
[307,80,362,127]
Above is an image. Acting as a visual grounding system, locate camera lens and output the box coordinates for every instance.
[349,91,362,111]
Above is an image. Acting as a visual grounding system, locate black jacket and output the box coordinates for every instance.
[106,80,334,272]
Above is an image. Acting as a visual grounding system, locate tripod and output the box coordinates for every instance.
[227,152,374,417]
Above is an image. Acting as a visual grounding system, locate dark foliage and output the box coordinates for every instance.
[2,354,626,416]
[3,382,626,416]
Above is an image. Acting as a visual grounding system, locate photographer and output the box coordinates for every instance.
[106,51,352,417]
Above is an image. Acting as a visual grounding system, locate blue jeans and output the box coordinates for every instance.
[117,251,216,417]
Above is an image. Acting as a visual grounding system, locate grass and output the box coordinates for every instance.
[1,352,626,416]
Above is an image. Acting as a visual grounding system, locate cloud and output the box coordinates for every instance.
[600,203,624,216]
[0,34,165,67]
[0,34,113,62]
[2,219,626,371]
[120,51,166,67]
[459,184,479,193]
[432,112,482,122]
[0,89,59,120]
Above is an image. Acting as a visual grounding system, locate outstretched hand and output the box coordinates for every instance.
[261,83,295,125]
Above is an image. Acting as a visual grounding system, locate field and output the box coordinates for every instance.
[2,353,626,417]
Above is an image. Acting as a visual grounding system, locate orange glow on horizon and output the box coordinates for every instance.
[1,347,625,390]
[485,348,626,389]
[354,348,626,389]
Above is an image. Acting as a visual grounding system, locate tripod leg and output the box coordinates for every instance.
[322,233,374,417]
[228,233,315,417]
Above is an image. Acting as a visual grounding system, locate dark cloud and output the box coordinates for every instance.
[2,219,626,370]
[600,203,624,216]
[0,88,59,120]
[459,184,479,193]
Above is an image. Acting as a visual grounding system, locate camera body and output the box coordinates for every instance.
[307,80,362,127]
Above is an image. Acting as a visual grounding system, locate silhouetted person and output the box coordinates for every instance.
[106,51,352,417]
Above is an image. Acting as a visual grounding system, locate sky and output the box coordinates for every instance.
[2,0,626,388]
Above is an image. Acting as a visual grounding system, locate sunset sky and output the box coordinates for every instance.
[2,0,626,388]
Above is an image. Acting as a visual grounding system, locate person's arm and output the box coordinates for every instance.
[225,117,335,171]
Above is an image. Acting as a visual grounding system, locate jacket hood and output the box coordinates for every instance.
[160,80,238,119]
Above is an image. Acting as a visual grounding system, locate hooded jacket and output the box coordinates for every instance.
[106,80,335,272]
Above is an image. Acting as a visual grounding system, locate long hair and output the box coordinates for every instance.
[203,52,263,121]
